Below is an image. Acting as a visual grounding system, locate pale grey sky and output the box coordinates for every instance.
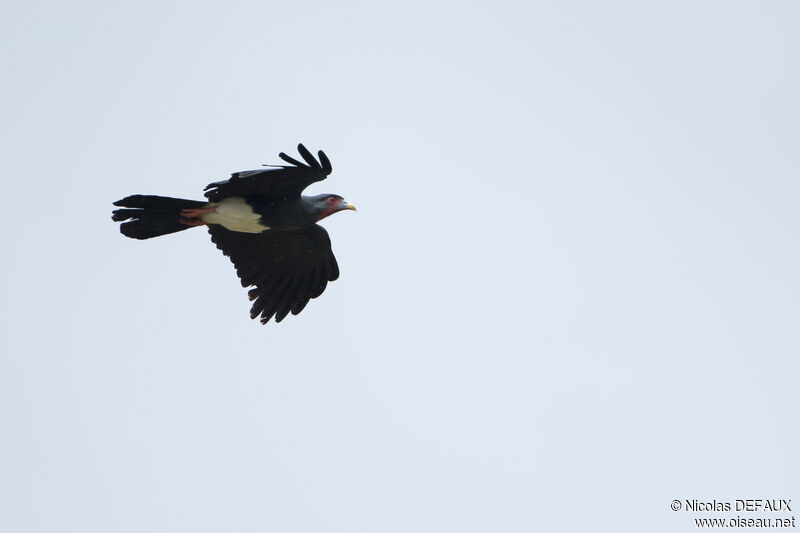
[1,1,798,531]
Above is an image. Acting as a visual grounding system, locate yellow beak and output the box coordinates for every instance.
[345,202,357,211]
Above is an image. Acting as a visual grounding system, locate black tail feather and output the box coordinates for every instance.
[113,194,207,210]
[112,194,208,240]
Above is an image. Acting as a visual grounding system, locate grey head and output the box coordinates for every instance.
[304,194,357,222]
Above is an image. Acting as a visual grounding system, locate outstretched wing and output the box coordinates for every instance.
[208,224,340,324]
[204,144,333,202]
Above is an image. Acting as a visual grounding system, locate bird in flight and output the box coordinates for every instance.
[112,144,355,324]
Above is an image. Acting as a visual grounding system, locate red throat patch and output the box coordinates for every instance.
[316,206,338,221]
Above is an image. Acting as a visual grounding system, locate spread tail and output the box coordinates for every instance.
[112,194,208,240]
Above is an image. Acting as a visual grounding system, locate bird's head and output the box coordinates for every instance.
[309,194,357,221]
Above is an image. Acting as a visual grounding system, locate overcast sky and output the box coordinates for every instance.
[1,1,798,531]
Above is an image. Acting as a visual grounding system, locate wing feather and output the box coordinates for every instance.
[274,272,305,322]
[297,143,321,169]
[208,224,339,324]
[204,144,333,201]
[291,272,315,316]
[309,264,329,299]
[278,152,305,167]
[318,150,332,174]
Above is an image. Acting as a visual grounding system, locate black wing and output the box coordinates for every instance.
[204,144,333,202]
[208,224,340,324]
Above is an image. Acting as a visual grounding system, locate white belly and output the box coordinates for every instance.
[201,197,270,233]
